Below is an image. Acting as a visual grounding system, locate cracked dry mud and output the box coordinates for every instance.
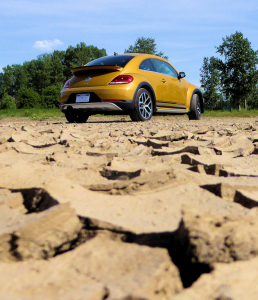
[1,115,258,299]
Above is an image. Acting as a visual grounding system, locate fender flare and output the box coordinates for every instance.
[132,82,157,111]
[190,89,204,113]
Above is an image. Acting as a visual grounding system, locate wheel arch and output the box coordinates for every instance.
[190,89,204,113]
[133,82,157,111]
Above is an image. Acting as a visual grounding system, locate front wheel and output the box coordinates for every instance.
[65,111,89,123]
[188,94,201,120]
[130,88,153,122]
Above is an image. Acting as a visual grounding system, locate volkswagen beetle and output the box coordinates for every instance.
[60,54,204,122]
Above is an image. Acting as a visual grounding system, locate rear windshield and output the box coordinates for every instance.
[86,55,134,68]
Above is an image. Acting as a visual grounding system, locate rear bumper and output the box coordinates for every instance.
[60,100,136,115]
[61,102,123,112]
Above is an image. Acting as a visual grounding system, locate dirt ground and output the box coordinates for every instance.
[1,114,258,299]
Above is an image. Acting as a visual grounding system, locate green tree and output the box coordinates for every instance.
[0,93,16,109]
[1,65,15,96]
[0,64,28,97]
[125,37,168,59]
[216,31,258,110]
[75,42,107,66]
[246,85,258,109]
[50,50,66,86]
[0,73,4,95]
[17,87,42,109]
[63,45,77,79]
[41,86,61,108]
[25,54,52,94]
[200,57,223,110]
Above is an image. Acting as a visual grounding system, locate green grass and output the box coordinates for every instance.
[0,108,64,121]
[203,109,258,117]
[1,108,258,121]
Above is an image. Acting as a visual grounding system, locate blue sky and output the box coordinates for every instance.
[0,0,257,86]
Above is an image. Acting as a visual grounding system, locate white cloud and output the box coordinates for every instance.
[33,39,63,51]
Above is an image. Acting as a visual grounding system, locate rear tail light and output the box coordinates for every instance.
[109,75,133,85]
[64,79,71,88]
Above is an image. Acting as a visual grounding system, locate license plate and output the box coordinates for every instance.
[76,94,90,103]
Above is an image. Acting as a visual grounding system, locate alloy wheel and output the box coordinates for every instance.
[139,92,153,119]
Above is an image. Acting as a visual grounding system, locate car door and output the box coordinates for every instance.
[138,59,164,103]
[150,59,188,109]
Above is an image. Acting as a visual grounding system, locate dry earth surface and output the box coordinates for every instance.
[1,114,258,299]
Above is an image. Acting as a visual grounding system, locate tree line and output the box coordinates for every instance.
[200,31,258,111]
[0,34,257,111]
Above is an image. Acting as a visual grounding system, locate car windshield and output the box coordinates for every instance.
[86,55,134,68]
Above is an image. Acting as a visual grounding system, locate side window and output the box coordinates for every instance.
[150,59,178,78]
[139,59,155,72]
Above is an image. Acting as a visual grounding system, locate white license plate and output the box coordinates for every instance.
[76,94,90,103]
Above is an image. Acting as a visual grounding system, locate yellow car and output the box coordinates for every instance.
[60,54,204,122]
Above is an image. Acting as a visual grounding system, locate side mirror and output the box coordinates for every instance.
[178,72,186,79]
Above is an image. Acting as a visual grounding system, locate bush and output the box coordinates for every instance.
[41,85,61,108]
[17,87,42,109]
[0,94,16,109]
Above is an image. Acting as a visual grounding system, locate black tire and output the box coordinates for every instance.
[130,88,153,122]
[188,94,201,120]
[65,111,89,123]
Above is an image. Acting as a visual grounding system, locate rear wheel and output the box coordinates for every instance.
[130,88,153,122]
[65,111,89,123]
[188,94,201,120]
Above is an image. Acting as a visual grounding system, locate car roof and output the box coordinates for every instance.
[113,53,163,58]
[113,53,169,61]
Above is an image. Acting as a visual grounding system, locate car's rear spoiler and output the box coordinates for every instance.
[71,65,123,75]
